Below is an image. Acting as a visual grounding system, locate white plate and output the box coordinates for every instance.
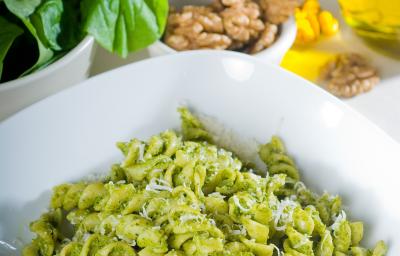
[1,51,399,254]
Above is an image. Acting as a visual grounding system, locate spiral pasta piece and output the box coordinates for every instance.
[259,136,300,181]
[316,193,342,225]
[316,230,334,256]
[178,107,212,142]
[22,209,63,256]
[349,222,363,246]
[285,225,314,255]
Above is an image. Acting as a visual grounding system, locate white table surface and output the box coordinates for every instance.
[90,0,400,142]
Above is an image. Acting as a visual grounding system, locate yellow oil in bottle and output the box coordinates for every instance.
[338,0,400,57]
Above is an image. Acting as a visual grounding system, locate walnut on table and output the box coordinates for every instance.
[164,6,231,50]
[319,53,380,98]
[259,0,300,24]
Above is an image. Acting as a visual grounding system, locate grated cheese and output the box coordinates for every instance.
[231,225,246,236]
[292,234,311,249]
[82,233,91,241]
[138,143,145,162]
[117,233,136,246]
[272,198,298,231]
[139,204,151,220]
[145,178,172,192]
[232,195,253,212]
[271,244,283,256]
[82,172,108,183]
[179,214,203,223]
[208,192,226,199]
[329,210,347,235]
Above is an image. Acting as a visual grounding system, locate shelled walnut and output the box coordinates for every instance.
[259,0,300,24]
[220,1,265,45]
[163,0,296,53]
[165,6,231,50]
[319,53,380,98]
[249,23,278,53]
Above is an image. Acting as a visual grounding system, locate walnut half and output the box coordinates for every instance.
[319,53,380,98]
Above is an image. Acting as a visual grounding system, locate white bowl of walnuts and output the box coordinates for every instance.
[148,0,298,64]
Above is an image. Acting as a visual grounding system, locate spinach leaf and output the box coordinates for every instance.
[82,0,168,57]
[0,16,24,79]
[30,0,63,50]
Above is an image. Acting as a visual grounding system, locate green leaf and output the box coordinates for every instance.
[4,0,54,75]
[58,0,84,50]
[0,16,24,79]
[30,0,63,50]
[82,0,168,57]
[143,0,168,35]
[3,0,41,18]
[19,19,54,76]
[22,50,66,76]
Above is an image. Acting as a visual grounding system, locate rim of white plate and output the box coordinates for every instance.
[1,49,398,150]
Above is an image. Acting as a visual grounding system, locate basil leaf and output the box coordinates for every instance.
[82,0,168,57]
[3,0,41,18]
[4,0,54,75]
[30,0,63,50]
[19,20,54,76]
[22,50,66,76]
[0,16,24,79]
[143,0,168,35]
[58,0,84,50]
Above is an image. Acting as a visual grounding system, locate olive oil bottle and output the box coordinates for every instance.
[338,0,400,58]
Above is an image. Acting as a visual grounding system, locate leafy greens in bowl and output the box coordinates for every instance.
[0,0,168,83]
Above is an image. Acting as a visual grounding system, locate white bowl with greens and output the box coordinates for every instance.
[0,0,169,121]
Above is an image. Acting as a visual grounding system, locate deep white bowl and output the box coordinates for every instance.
[0,51,399,254]
[0,36,96,121]
[148,0,297,64]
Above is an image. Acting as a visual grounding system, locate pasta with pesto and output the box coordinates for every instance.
[23,107,387,256]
